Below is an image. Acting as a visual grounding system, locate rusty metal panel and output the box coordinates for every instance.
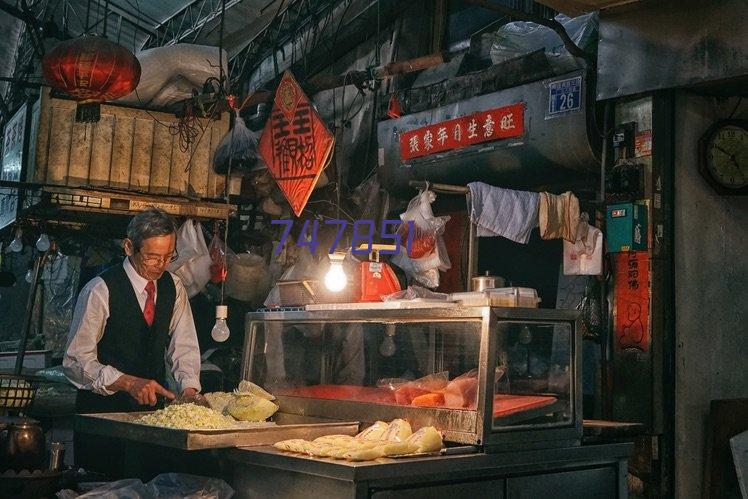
[31,88,234,199]
[597,0,748,100]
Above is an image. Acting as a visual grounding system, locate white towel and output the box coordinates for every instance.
[467,182,539,244]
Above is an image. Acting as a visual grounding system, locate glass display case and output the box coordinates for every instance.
[242,306,581,451]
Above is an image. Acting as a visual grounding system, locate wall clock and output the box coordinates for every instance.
[699,119,747,195]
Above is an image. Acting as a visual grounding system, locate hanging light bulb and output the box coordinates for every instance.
[36,233,51,252]
[211,305,230,342]
[8,228,23,253]
[25,268,34,284]
[324,253,347,292]
[379,324,397,357]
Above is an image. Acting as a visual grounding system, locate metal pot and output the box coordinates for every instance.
[0,417,45,472]
[471,272,506,292]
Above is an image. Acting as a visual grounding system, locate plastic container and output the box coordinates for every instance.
[450,287,540,308]
[487,287,541,308]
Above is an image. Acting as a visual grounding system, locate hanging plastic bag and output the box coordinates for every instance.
[208,234,233,284]
[168,220,212,298]
[563,214,603,275]
[391,189,451,288]
[213,110,262,174]
[225,253,272,307]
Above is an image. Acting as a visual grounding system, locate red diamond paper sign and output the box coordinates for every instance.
[258,71,335,217]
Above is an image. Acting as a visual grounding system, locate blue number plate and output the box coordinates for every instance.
[548,76,582,116]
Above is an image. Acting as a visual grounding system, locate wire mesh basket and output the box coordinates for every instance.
[0,374,41,413]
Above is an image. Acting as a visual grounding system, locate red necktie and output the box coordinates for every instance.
[143,281,155,327]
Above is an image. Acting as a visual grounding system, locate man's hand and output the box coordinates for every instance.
[182,387,198,398]
[109,374,175,406]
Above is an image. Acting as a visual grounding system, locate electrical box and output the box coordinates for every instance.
[606,202,648,252]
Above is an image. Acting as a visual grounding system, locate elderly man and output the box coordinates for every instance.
[64,208,202,473]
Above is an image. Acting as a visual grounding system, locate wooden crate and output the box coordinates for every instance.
[29,88,240,200]
[40,186,235,220]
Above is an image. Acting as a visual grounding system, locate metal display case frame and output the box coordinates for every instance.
[243,306,582,452]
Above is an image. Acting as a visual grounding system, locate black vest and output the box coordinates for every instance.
[76,263,176,413]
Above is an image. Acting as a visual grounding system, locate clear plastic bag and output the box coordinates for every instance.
[490,13,599,74]
[381,285,450,302]
[61,474,234,499]
[208,234,235,284]
[213,112,262,174]
[146,473,234,499]
[225,253,272,307]
[387,371,449,405]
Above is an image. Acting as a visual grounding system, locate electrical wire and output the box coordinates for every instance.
[728,97,743,119]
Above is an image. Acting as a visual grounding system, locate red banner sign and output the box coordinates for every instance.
[258,71,334,217]
[614,251,650,352]
[399,103,525,161]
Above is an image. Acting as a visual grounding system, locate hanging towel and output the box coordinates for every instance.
[539,191,580,242]
[468,182,540,244]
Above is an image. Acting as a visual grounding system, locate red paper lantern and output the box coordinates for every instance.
[42,35,141,122]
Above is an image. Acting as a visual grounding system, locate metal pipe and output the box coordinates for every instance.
[466,193,477,286]
[14,252,45,374]
[408,180,469,194]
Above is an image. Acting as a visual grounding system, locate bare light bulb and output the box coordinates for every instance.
[379,324,397,357]
[8,229,23,253]
[36,233,50,252]
[211,305,230,342]
[324,258,347,292]
[25,269,34,284]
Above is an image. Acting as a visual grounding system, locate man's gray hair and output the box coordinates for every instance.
[127,207,178,250]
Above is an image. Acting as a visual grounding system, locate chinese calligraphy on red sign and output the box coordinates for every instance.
[399,103,524,161]
[614,251,650,352]
[258,71,334,217]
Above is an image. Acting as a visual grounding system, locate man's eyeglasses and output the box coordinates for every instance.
[136,248,179,265]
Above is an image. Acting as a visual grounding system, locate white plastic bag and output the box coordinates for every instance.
[391,189,451,288]
[168,220,211,297]
[225,253,272,307]
[114,45,227,108]
[563,216,602,275]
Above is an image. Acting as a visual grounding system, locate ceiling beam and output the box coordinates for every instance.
[140,0,245,50]
[85,0,159,38]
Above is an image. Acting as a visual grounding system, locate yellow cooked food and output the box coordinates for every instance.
[235,380,276,401]
[381,419,412,443]
[274,420,443,461]
[204,391,236,414]
[406,426,443,453]
[227,394,279,422]
[136,403,237,430]
[354,420,389,441]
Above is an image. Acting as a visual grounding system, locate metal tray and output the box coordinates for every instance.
[76,412,360,450]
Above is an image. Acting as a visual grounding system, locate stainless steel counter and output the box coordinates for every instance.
[221,442,633,499]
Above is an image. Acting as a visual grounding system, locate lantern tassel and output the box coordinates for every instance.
[75,102,101,123]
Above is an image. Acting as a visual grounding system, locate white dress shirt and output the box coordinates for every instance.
[63,257,202,396]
